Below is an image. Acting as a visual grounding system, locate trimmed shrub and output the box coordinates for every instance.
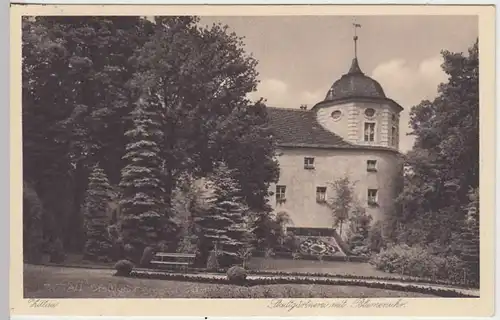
[140,246,156,267]
[226,266,247,284]
[114,259,134,276]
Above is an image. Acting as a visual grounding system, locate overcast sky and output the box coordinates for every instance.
[199,16,478,152]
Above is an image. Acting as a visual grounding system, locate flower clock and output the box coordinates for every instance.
[299,237,339,256]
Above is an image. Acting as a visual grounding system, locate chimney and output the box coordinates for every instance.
[300,104,308,110]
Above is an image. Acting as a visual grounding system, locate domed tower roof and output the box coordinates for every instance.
[324,58,386,101]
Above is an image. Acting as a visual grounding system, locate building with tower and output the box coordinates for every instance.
[266,26,404,250]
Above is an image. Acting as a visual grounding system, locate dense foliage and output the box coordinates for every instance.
[23,181,45,263]
[22,16,279,264]
[382,40,480,285]
[370,244,466,284]
[389,40,479,249]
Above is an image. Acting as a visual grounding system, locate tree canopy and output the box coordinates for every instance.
[22,16,279,258]
[389,39,479,249]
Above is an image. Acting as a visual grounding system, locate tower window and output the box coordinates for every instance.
[276,185,286,203]
[331,110,342,120]
[364,108,376,118]
[392,114,397,122]
[364,122,375,142]
[367,160,377,172]
[316,187,327,203]
[368,189,378,206]
[304,157,315,169]
[391,126,397,146]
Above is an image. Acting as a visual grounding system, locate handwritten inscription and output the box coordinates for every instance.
[28,299,59,308]
[268,298,408,311]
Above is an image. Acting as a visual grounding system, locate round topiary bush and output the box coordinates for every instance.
[227,266,247,284]
[114,259,134,276]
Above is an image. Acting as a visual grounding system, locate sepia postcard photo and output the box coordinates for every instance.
[10,3,496,318]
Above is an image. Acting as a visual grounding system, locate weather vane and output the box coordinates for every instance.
[352,21,362,58]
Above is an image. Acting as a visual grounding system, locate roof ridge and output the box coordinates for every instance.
[266,106,312,112]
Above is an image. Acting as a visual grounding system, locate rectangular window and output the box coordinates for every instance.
[367,160,377,172]
[316,187,327,203]
[276,185,286,203]
[304,157,315,169]
[364,122,375,142]
[368,189,378,205]
[391,126,397,146]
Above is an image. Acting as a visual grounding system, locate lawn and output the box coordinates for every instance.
[24,264,435,298]
[247,257,403,278]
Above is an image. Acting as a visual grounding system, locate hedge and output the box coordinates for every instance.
[125,270,478,298]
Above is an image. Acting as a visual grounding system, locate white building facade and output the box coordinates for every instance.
[266,56,404,240]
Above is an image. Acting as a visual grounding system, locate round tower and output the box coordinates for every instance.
[312,26,403,151]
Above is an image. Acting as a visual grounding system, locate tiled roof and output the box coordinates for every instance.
[266,107,352,148]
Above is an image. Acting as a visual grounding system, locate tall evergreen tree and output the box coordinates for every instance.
[119,96,175,256]
[82,164,113,262]
[196,162,250,267]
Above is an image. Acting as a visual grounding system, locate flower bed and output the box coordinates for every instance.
[252,250,369,262]
[125,270,477,298]
[186,267,475,289]
[247,270,475,289]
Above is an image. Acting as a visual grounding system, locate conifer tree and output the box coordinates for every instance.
[196,162,250,267]
[82,164,113,262]
[119,96,174,256]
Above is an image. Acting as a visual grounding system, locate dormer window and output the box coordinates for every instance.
[304,157,315,169]
[364,122,375,142]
